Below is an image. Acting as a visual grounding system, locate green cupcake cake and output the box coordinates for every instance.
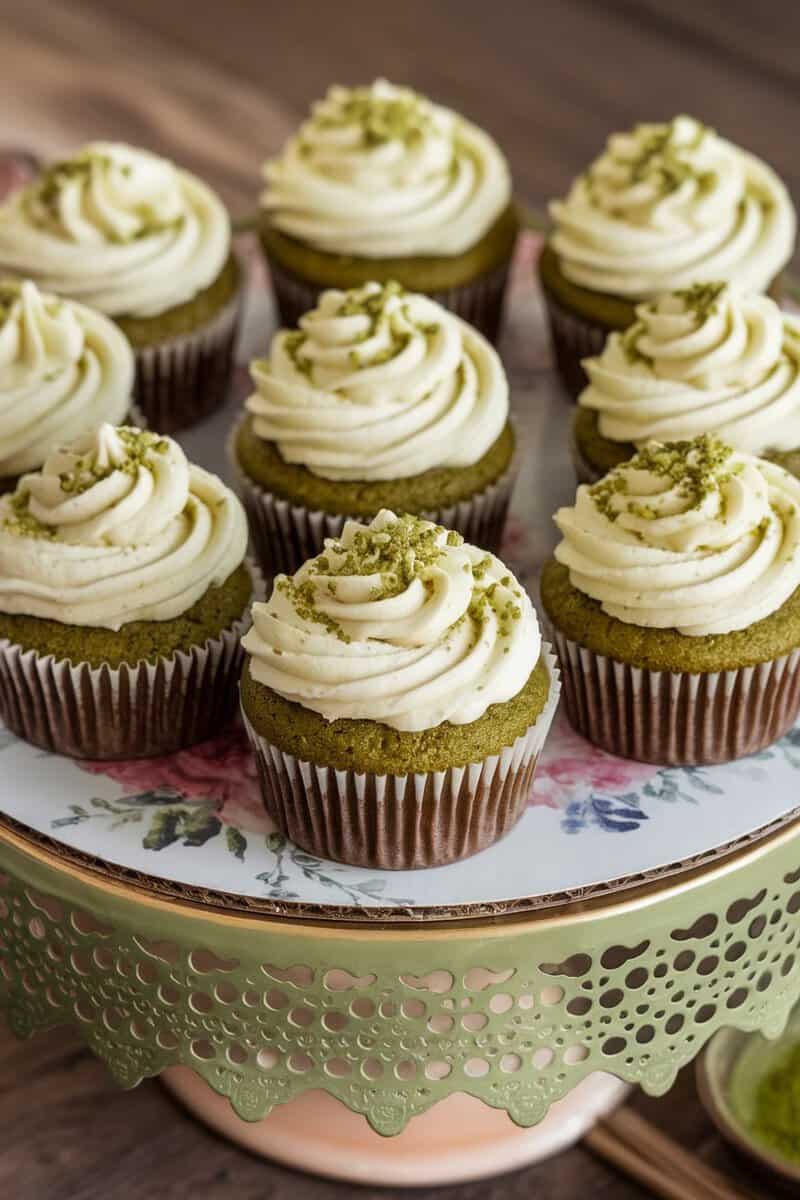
[259,80,518,342]
[0,278,133,492]
[230,280,517,578]
[0,142,242,432]
[542,116,797,397]
[0,423,253,759]
[572,283,800,483]
[241,509,559,868]
[542,434,800,764]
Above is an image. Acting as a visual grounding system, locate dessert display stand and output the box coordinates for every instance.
[1,237,800,1186]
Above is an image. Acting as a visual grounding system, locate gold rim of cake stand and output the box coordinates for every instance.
[1,814,799,941]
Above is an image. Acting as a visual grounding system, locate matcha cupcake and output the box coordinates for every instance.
[231,280,517,579]
[259,80,518,342]
[0,279,133,493]
[0,423,255,759]
[543,116,796,397]
[542,435,800,764]
[241,510,559,868]
[572,283,800,483]
[0,142,242,433]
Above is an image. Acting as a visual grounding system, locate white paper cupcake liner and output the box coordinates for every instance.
[264,251,513,344]
[132,284,242,435]
[228,418,518,584]
[242,646,561,869]
[0,560,264,761]
[551,627,800,766]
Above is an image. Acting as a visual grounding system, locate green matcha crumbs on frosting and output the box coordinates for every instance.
[28,150,182,241]
[57,428,170,497]
[276,514,524,646]
[674,280,727,320]
[335,282,417,370]
[3,490,54,540]
[590,433,736,522]
[281,331,313,379]
[324,87,434,148]
[622,118,710,196]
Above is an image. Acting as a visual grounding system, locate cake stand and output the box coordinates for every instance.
[1,234,800,1185]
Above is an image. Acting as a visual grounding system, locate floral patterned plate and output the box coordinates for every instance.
[0,230,798,921]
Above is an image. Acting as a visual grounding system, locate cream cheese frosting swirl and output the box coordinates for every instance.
[245,281,509,480]
[0,280,133,477]
[580,283,800,453]
[554,434,800,636]
[243,510,541,731]
[261,79,511,257]
[550,116,795,298]
[0,143,230,318]
[0,424,248,630]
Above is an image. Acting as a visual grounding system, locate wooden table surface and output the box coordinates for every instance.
[0,2,794,1196]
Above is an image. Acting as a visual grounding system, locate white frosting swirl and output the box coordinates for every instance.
[550,116,796,298]
[581,283,800,453]
[261,80,511,257]
[0,280,133,477]
[246,282,508,480]
[0,143,231,318]
[0,424,248,630]
[554,436,800,636]
[243,510,541,731]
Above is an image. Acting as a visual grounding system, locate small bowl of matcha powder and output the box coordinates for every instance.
[697,1007,800,1190]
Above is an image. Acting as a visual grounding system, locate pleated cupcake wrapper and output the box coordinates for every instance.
[228,417,518,584]
[263,250,513,344]
[242,646,560,870]
[568,417,604,486]
[551,627,800,766]
[132,284,243,435]
[540,286,610,401]
[0,559,265,761]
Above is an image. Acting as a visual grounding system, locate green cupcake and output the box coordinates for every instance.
[543,435,800,764]
[541,115,796,397]
[231,280,517,579]
[241,510,559,868]
[0,423,253,759]
[571,284,800,485]
[0,142,243,432]
[259,80,518,342]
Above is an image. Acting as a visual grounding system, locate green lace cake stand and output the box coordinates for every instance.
[1,788,799,1187]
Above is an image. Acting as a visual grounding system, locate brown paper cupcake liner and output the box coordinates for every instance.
[550,627,800,766]
[132,286,242,435]
[228,418,518,582]
[569,417,604,486]
[540,288,610,401]
[0,560,265,761]
[263,251,513,344]
[242,646,560,869]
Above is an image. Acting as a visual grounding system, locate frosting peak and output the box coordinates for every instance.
[580,284,800,453]
[0,281,132,477]
[550,116,796,298]
[554,434,800,635]
[243,510,541,731]
[245,281,509,480]
[0,143,230,318]
[0,424,248,630]
[261,80,511,257]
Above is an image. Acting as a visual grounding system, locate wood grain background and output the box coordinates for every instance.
[0,2,792,1196]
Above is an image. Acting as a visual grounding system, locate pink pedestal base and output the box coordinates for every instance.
[161,1067,629,1186]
